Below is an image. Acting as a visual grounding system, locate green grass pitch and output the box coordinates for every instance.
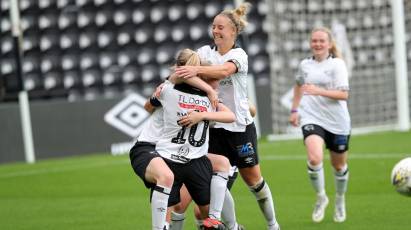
[1,131,410,229]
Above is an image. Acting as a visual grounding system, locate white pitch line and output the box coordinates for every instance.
[261,153,410,161]
[0,159,128,179]
[0,153,409,179]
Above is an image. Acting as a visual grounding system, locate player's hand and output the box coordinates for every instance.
[154,82,165,98]
[178,111,203,127]
[207,90,219,109]
[175,66,198,79]
[301,84,324,96]
[288,112,300,127]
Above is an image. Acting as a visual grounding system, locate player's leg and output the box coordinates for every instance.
[236,123,279,230]
[239,166,279,230]
[146,157,174,230]
[170,184,192,230]
[207,153,230,221]
[130,142,174,229]
[302,125,328,223]
[208,128,242,229]
[329,134,350,223]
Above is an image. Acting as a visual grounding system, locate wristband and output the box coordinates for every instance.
[291,109,298,113]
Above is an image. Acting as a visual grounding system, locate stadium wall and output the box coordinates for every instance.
[0,97,132,164]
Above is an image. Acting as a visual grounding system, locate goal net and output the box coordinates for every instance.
[265,0,411,139]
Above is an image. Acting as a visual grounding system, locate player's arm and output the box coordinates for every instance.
[289,85,303,127]
[178,103,235,127]
[169,73,219,108]
[175,61,237,80]
[301,84,349,100]
[249,101,256,118]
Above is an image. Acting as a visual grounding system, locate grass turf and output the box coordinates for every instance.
[0,131,410,229]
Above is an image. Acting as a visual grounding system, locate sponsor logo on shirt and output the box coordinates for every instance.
[178,95,209,112]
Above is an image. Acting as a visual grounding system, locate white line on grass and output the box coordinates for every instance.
[0,153,409,179]
[262,153,410,160]
[0,159,128,179]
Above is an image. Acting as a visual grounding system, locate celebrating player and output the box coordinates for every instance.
[288,27,351,223]
[156,49,235,229]
[175,3,280,230]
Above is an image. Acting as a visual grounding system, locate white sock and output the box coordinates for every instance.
[209,171,229,220]
[334,164,349,195]
[249,178,277,227]
[307,162,326,196]
[170,211,185,230]
[221,189,238,229]
[151,185,171,230]
[195,218,203,230]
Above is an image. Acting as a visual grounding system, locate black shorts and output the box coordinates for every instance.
[302,124,350,153]
[129,142,161,189]
[208,123,259,168]
[164,156,212,207]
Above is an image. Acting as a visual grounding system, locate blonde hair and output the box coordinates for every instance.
[219,2,251,35]
[311,27,342,59]
[175,48,201,66]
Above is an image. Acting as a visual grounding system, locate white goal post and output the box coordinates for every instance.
[266,0,410,140]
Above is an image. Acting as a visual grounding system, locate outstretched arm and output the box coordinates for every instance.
[169,73,219,109]
[178,103,235,127]
[175,62,237,80]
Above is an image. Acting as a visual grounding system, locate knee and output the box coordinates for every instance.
[308,159,322,167]
[158,170,174,187]
[212,155,230,172]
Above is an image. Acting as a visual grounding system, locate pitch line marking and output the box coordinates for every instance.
[0,153,409,179]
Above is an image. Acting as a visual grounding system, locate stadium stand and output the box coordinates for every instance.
[0,0,270,102]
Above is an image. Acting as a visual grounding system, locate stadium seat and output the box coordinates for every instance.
[132,7,149,25]
[150,3,167,23]
[99,51,117,70]
[168,4,185,22]
[117,46,136,67]
[64,70,82,89]
[62,52,79,71]
[39,11,59,30]
[189,22,209,41]
[102,66,122,86]
[137,46,155,65]
[156,43,176,65]
[60,29,78,50]
[79,29,98,49]
[113,7,131,26]
[204,1,222,19]
[40,52,61,74]
[39,31,60,52]
[186,2,204,20]
[81,68,102,88]
[79,51,99,70]
[134,24,153,44]
[171,23,189,42]
[23,53,40,74]
[122,65,140,85]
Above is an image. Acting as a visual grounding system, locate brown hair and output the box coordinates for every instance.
[175,48,201,66]
[311,27,342,59]
[219,2,251,35]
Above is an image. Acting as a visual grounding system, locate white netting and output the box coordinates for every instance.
[266,0,411,137]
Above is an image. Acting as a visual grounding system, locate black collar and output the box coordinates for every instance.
[174,83,207,96]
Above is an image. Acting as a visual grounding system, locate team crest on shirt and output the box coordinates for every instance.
[171,146,191,163]
[177,146,190,156]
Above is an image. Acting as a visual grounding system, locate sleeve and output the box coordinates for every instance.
[333,59,349,90]
[225,48,248,74]
[295,61,305,86]
[158,81,173,104]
